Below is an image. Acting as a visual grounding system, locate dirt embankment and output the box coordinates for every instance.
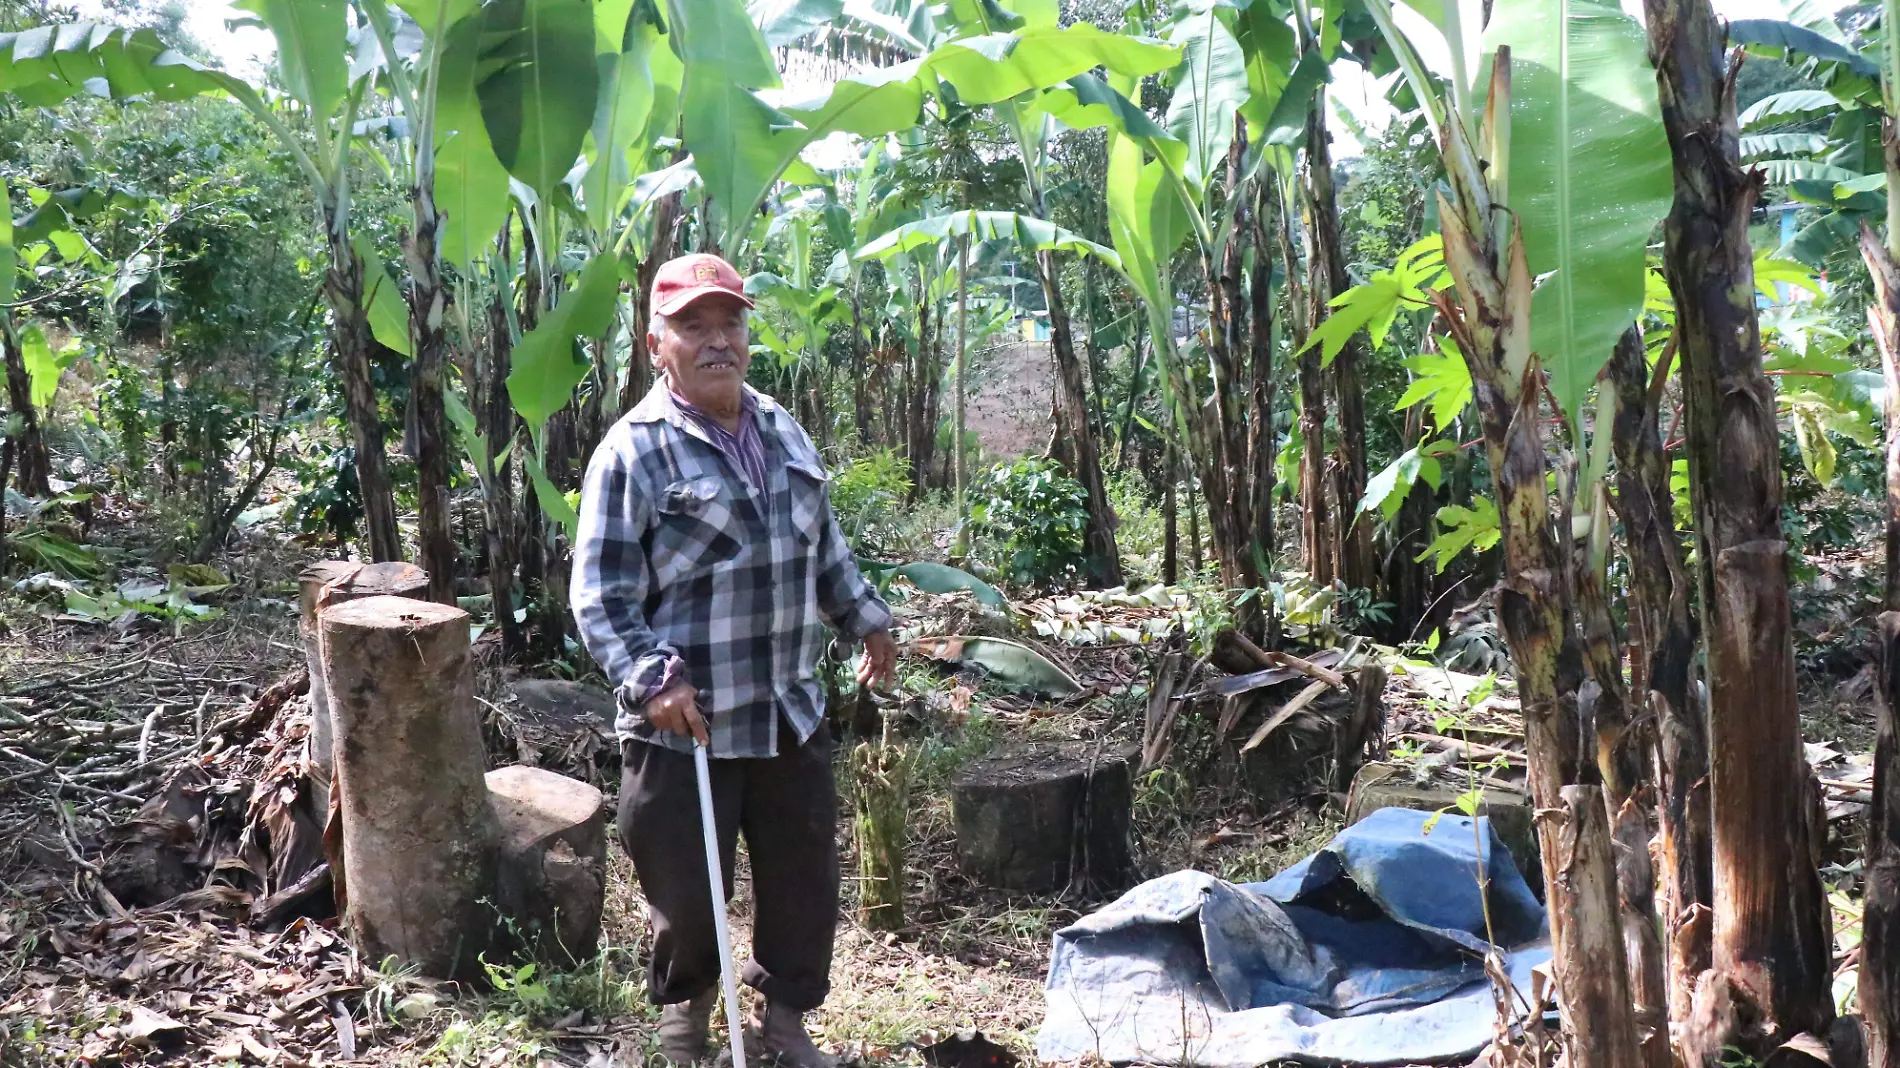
[964,340,1054,461]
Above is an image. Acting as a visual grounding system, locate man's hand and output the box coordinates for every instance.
[857,630,897,692]
[643,681,709,746]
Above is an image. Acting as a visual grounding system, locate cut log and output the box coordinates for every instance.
[951,741,1134,892]
[487,765,607,966]
[299,561,429,784]
[322,595,494,979]
[1346,762,1541,886]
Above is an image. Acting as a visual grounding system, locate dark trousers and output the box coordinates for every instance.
[617,722,840,1011]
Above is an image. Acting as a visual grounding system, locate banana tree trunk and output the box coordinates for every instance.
[1861,131,1900,1060]
[1646,0,1836,1050]
[480,280,524,661]
[1609,325,1710,1026]
[406,165,457,605]
[620,188,682,416]
[1248,176,1279,573]
[1304,98,1373,594]
[323,225,403,563]
[0,320,50,498]
[1869,611,1900,1068]
[1033,249,1122,587]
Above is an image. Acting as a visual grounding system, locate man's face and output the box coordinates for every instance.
[652,293,751,410]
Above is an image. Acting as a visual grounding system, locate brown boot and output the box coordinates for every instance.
[751,1002,835,1068]
[657,988,718,1066]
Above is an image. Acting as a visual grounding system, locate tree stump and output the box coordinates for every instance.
[951,741,1135,892]
[299,561,429,785]
[487,765,607,966]
[322,595,494,979]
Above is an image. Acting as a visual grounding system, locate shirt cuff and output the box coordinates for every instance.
[834,594,895,641]
[618,653,688,714]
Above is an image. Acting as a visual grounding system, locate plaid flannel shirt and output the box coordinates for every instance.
[572,382,893,759]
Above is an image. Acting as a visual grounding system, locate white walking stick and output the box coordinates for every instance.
[693,742,748,1068]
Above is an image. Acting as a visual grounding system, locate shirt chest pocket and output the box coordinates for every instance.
[652,477,750,586]
[785,460,829,546]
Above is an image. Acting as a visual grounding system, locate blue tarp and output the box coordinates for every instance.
[1035,807,1551,1066]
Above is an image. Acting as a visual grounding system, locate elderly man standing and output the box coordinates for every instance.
[573,252,896,1068]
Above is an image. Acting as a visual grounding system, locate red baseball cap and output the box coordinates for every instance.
[651,253,755,316]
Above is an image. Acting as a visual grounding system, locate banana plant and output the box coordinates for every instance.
[1363,0,1672,1056]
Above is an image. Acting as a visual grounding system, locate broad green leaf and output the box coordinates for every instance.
[475,0,600,208]
[1754,252,1824,301]
[1298,236,1445,364]
[1258,51,1328,146]
[1360,442,1449,521]
[1167,6,1249,188]
[1728,19,1876,104]
[0,178,13,307]
[923,24,1180,105]
[750,0,845,47]
[18,324,79,410]
[1777,209,1864,266]
[667,0,779,89]
[856,210,1122,272]
[1738,89,1840,131]
[774,60,927,137]
[1787,392,1837,484]
[1396,343,1475,428]
[526,452,582,535]
[355,235,413,358]
[1739,132,1832,159]
[236,0,348,120]
[1418,496,1501,573]
[584,14,659,235]
[860,558,1010,607]
[687,80,807,251]
[912,635,1079,696]
[1823,106,1881,174]
[1235,0,1296,129]
[1037,73,1187,173]
[1753,159,1860,185]
[1484,0,1671,420]
[1105,118,1188,320]
[394,0,479,32]
[0,23,253,107]
[11,186,139,245]
[435,10,514,270]
[507,253,622,431]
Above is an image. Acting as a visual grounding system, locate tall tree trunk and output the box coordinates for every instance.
[1859,125,1900,1059]
[1248,177,1279,576]
[852,273,872,443]
[1303,95,1372,594]
[0,321,50,498]
[1162,437,1179,585]
[1645,7,1835,1053]
[1388,408,1435,639]
[1034,251,1122,586]
[954,235,970,543]
[323,222,403,563]
[1609,327,1710,1025]
[1192,114,1260,598]
[406,155,456,605]
[620,188,682,415]
[1294,174,1334,587]
[478,223,524,660]
[1869,611,1900,1068]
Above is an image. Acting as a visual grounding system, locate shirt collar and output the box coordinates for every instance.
[629,379,774,445]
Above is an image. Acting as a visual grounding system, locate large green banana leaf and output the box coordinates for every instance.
[235,0,348,121]
[922,24,1179,105]
[1166,4,1250,189]
[1105,114,1190,327]
[855,210,1122,271]
[584,4,660,235]
[435,10,514,270]
[1483,0,1671,420]
[355,235,414,358]
[0,23,254,106]
[774,61,928,137]
[474,0,600,210]
[750,0,846,46]
[1739,89,1840,130]
[0,179,13,308]
[394,0,479,31]
[507,254,621,434]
